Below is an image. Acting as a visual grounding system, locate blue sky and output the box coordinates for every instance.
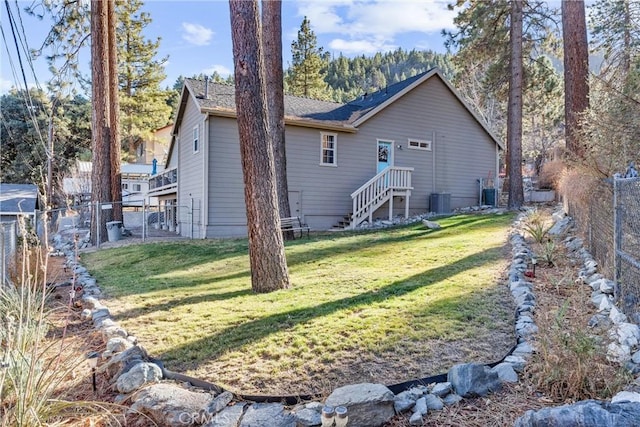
[0,0,458,94]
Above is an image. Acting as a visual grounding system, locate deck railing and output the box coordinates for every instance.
[350,166,413,228]
[148,167,177,194]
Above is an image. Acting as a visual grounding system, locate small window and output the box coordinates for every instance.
[408,139,432,151]
[320,132,337,166]
[193,126,199,153]
[133,184,141,192]
[121,183,129,190]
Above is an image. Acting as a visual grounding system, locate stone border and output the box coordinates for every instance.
[50,207,640,426]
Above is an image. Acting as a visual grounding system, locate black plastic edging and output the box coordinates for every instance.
[153,342,519,406]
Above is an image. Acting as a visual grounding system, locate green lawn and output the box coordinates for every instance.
[82,212,516,395]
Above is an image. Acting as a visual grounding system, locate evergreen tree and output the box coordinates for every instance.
[578,0,640,176]
[286,17,329,99]
[562,0,589,158]
[117,0,172,160]
[0,89,91,188]
[590,0,640,88]
[229,0,290,293]
[507,0,524,209]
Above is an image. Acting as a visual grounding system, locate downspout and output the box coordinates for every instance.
[431,131,437,193]
[202,115,209,239]
[495,142,500,191]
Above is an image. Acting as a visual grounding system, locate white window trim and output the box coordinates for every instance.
[320,132,338,167]
[408,138,432,151]
[193,125,199,154]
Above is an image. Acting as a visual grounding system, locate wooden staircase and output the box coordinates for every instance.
[332,167,414,230]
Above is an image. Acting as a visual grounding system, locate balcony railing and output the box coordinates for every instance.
[148,167,177,194]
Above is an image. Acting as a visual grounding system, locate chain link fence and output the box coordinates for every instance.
[0,221,18,285]
[568,176,640,323]
[42,200,196,248]
[615,178,640,323]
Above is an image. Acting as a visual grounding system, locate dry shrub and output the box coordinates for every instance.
[527,298,630,402]
[538,160,565,190]
[556,167,600,211]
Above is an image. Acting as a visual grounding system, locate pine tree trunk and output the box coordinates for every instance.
[562,0,589,158]
[107,0,123,223]
[90,0,112,244]
[262,0,293,240]
[229,0,290,293]
[507,0,524,210]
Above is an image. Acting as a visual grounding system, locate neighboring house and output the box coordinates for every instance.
[0,183,39,282]
[0,183,39,224]
[149,68,503,239]
[63,161,163,207]
[132,124,172,165]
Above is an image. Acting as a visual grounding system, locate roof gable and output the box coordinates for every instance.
[349,69,503,149]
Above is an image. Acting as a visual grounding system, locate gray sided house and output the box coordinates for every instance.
[148,68,503,239]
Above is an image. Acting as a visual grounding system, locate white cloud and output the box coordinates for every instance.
[295,0,456,54]
[181,22,214,46]
[202,64,232,77]
[329,38,396,55]
[0,78,14,94]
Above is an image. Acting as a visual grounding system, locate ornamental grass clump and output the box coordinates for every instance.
[522,209,552,244]
[0,217,122,426]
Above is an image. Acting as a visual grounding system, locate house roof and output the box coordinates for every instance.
[170,68,503,154]
[0,184,39,217]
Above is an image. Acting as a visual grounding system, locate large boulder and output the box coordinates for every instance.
[514,400,640,427]
[447,363,502,398]
[130,383,215,426]
[324,383,395,427]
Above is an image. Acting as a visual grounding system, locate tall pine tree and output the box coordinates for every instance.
[286,17,328,100]
[117,0,172,160]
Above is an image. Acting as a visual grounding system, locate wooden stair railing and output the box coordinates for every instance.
[349,167,413,229]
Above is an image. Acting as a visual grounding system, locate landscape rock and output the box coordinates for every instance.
[615,323,640,348]
[490,362,519,383]
[239,403,296,427]
[504,355,527,373]
[514,400,640,427]
[201,391,234,418]
[612,391,640,404]
[442,393,463,406]
[408,411,423,425]
[610,306,628,324]
[116,362,162,393]
[130,383,215,426]
[413,397,428,415]
[599,279,616,294]
[101,345,151,378]
[104,337,133,356]
[424,394,444,410]
[447,363,501,398]
[632,350,640,364]
[393,396,414,413]
[430,382,452,397]
[548,216,572,235]
[293,406,321,427]
[325,383,395,427]
[202,402,246,427]
[102,325,128,342]
[607,342,632,363]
